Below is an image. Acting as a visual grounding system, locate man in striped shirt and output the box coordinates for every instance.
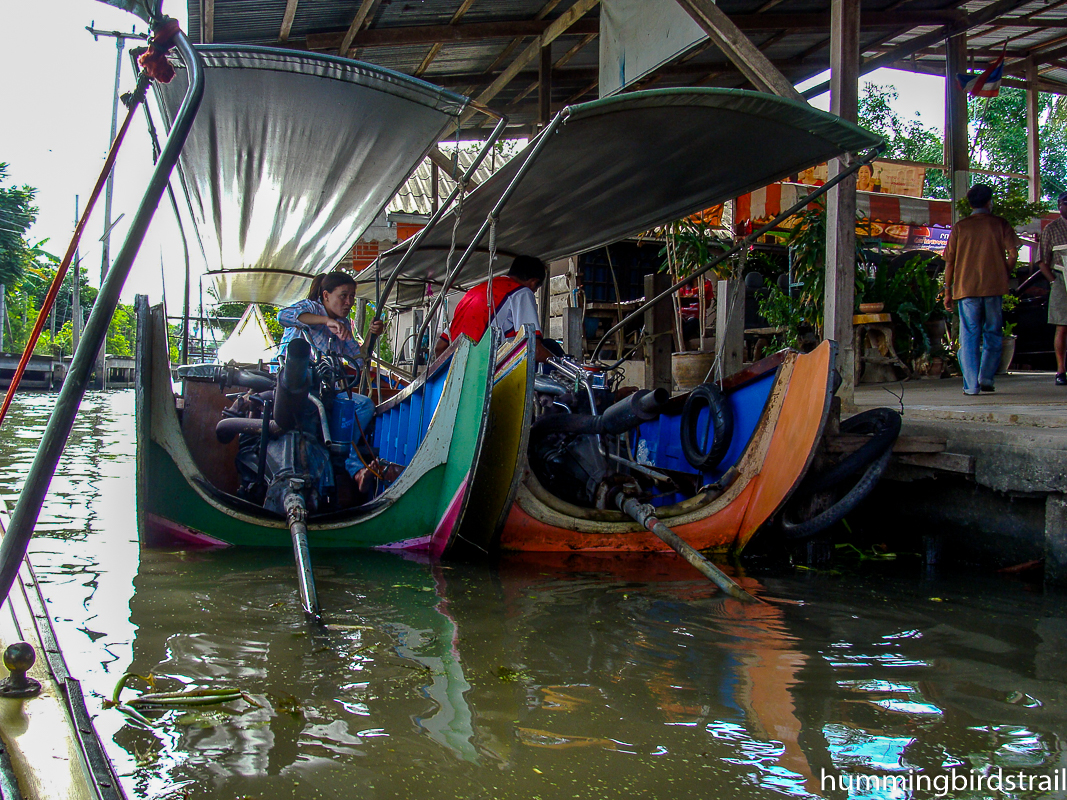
[435,255,554,362]
[1037,192,1067,385]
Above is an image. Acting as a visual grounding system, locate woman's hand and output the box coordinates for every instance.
[368,319,385,337]
[325,317,351,340]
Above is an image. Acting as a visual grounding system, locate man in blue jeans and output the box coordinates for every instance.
[943,184,1022,395]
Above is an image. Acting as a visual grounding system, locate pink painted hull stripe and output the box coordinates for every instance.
[375,474,470,557]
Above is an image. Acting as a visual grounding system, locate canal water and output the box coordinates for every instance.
[2,389,1066,799]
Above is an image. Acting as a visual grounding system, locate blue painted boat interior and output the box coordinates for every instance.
[632,371,777,507]
[373,354,451,467]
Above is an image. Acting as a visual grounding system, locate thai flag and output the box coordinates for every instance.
[957,53,1005,97]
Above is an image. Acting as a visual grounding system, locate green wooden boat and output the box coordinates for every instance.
[135,299,501,555]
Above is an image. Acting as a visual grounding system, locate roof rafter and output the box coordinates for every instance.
[415,0,478,77]
[305,19,599,51]
[339,0,381,57]
[279,0,298,42]
[463,0,601,122]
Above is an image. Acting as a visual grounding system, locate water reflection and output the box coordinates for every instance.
[1,391,1066,799]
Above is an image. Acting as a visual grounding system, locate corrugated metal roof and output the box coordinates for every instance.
[388,144,518,214]
[188,0,1067,133]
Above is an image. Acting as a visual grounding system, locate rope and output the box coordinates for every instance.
[349,409,385,480]
[0,71,151,428]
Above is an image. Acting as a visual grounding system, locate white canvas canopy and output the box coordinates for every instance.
[152,45,469,307]
[215,304,276,365]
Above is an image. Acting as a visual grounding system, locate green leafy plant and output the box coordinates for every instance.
[863,253,944,357]
[956,185,1049,228]
[658,216,735,280]
[1001,291,1020,338]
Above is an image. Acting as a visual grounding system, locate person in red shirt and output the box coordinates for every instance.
[434,255,555,362]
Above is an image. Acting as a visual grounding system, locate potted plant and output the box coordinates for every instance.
[659,214,734,389]
[1000,318,1018,374]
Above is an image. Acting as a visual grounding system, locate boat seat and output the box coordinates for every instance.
[177,363,274,392]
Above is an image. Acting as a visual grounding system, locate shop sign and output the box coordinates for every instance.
[794,161,927,198]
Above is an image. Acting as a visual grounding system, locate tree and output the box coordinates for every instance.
[969,88,1067,202]
[858,84,949,198]
[0,163,45,288]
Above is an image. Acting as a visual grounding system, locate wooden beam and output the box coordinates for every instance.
[279,0,299,43]
[675,0,804,99]
[483,0,565,76]
[339,0,380,57]
[202,0,214,44]
[824,0,860,408]
[564,78,599,105]
[1027,57,1041,203]
[801,0,1033,98]
[539,41,552,126]
[728,10,962,30]
[306,19,599,51]
[467,0,601,119]
[427,147,480,187]
[415,0,477,77]
[505,34,599,107]
[945,33,969,221]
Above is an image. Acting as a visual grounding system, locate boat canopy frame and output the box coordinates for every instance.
[359,87,883,366]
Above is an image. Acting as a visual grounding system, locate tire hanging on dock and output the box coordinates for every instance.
[680,383,734,471]
[779,406,902,541]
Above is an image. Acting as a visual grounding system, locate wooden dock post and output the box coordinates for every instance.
[644,273,672,393]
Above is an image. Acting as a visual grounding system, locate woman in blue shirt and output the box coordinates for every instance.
[277,271,384,361]
[277,271,385,452]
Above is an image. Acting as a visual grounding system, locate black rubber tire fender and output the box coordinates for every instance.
[680,383,734,471]
[809,407,901,492]
[781,445,893,541]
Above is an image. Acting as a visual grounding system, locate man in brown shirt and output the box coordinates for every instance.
[943,184,1021,395]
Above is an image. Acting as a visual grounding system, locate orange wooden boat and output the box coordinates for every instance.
[499,341,837,555]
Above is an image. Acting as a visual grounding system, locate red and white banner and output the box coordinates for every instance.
[734,182,952,230]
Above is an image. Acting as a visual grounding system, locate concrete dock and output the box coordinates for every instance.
[850,372,1067,584]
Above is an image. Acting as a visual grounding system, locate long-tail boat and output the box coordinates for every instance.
[133,45,533,567]
[367,88,885,556]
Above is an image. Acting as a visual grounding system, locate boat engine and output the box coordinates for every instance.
[530,358,671,509]
[213,338,360,516]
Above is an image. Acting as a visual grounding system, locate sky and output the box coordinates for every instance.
[0,0,947,306]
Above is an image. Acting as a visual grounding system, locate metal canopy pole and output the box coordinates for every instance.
[590,143,885,362]
[0,32,205,604]
[411,108,571,367]
[139,100,194,364]
[365,110,509,349]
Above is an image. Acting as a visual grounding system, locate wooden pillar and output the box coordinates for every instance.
[1027,57,1042,204]
[644,273,672,393]
[715,279,745,376]
[539,41,552,127]
[562,307,583,358]
[945,33,970,222]
[824,0,860,408]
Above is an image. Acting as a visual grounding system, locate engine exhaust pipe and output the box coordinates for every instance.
[274,338,312,432]
[216,417,283,444]
[531,388,670,438]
